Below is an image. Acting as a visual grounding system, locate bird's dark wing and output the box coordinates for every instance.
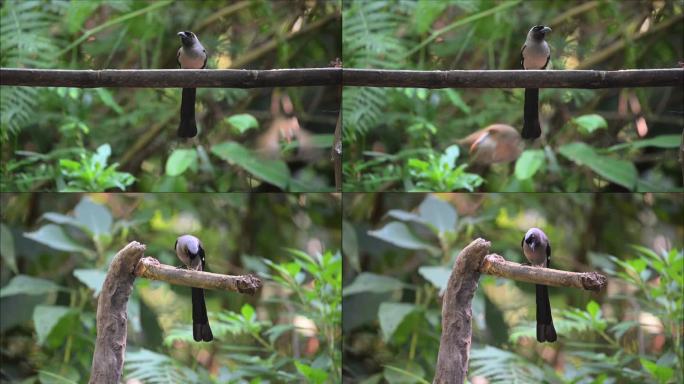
[202,49,207,69]
[520,44,526,69]
[176,49,181,68]
[542,54,550,70]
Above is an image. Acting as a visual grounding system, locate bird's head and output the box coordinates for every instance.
[177,31,197,46]
[528,25,552,41]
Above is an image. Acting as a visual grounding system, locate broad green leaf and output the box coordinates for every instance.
[412,0,447,34]
[241,303,255,321]
[514,149,545,180]
[165,149,197,177]
[571,114,607,135]
[607,134,681,151]
[0,275,62,297]
[586,300,601,319]
[33,305,77,346]
[0,223,18,273]
[418,195,456,235]
[94,88,124,114]
[343,273,406,296]
[558,142,637,190]
[24,224,91,255]
[444,89,471,114]
[211,142,290,189]
[74,197,112,236]
[264,324,295,344]
[386,210,425,224]
[640,358,673,383]
[294,361,328,384]
[226,113,259,134]
[418,266,451,294]
[378,302,417,341]
[41,212,82,228]
[368,222,438,253]
[384,362,428,384]
[73,269,107,297]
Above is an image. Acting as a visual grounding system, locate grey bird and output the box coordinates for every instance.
[177,31,207,138]
[521,227,557,342]
[175,235,213,342]
[520,25,551,139]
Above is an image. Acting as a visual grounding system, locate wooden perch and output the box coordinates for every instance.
[433,238,607,384]
[134,256,262,294]
[89,242,262,384]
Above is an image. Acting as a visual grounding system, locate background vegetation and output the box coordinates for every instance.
[342,1,683,192]
[0,193,341,383]
[1,0,341,192]
[343,193,683,383]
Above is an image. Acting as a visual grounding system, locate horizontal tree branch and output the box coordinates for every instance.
[344,68,683,88]
[1,67,681,89]
[480,254,606,291]
[134,257,262,294]
[0,68,341,88]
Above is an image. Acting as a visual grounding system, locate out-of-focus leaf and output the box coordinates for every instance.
[368,222,438,253]
[211,142,290,189]
[24,224,91,255]
[33,305,77,346]
[165,149,197,177]
[378,302,417,341]
[417,195,457,235]
[571,114,607,135]
[0,275,62,297]
[606,134,682,151]
[514,149,545,180]
[0,224,18,273]
[226,113,259,134]
[294,361,328,384]
[343,273,406,296]
[418,266,451,294]
[558,142,637,190]
[73,269,107,297]
[342,220,360,272]
[74,197,112,237]
[641,358,673,383]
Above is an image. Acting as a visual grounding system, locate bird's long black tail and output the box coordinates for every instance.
[191,287,213,342]
[178,87,197,138]
[523,88,541,139]
[536,284,557,342]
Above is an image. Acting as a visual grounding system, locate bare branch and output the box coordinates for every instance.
[0,68,341,88]
[480,254,607,291]
[344,68,683,88]
[134,257,262,294]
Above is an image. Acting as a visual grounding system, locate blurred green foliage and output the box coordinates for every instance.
[0,193,341,383]
[342,193,683,383]
[342,1,683,192]
[1,0,341,192]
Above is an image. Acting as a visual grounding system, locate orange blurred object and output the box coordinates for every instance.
[456,124,523,165]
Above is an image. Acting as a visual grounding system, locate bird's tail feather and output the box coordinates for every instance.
[536,284,557,342]
[191,287,213,342]
[178,88,197,138]
[523,88,541,139]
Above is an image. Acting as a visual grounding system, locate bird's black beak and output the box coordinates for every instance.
[542,26,552,34]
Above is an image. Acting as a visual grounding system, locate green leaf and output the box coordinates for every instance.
[165,149,197,177]
[514,149,545,180]
[294,361,328,384]
[211,142,290,189]
[368,222,438,253]
[0,275,62,297]
[439,145,461,169]
[607,134,682,151]
[343,272,406,296]
[24,224,91,255]
[0,223,18,273]
[94,88,124,114]
[33,305,77,346]
[571,114,607,135]
[418,266,451,294]
[74,197,112,236]
[342,220,360,272]
[586,300,601,319]
[73,269,107,297]
[226,113,259,134]
[444,89,471,114]
[384,363,428,384]
[417,195,457,235]
[640,358,673,383]
[241,303,256,321]
[378,302,417,341]
[558,142,637,190]
[412,0,447,34]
